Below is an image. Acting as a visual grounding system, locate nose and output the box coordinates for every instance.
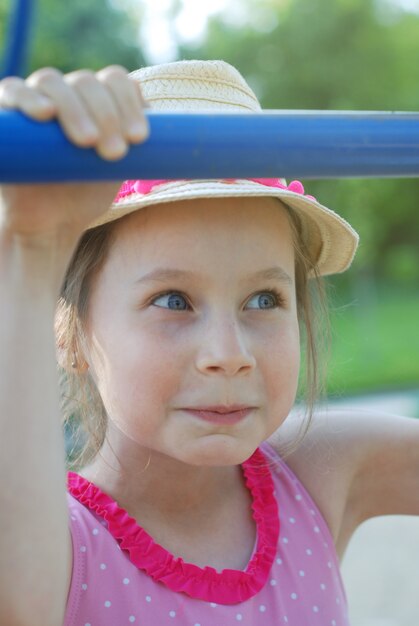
[195,315,256,377]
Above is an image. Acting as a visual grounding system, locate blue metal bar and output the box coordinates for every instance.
[1,110,419,182]
[1,0,36,78]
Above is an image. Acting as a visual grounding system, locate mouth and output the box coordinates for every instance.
[180,405,255,425]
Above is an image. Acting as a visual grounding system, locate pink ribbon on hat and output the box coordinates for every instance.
[115,178,316,202]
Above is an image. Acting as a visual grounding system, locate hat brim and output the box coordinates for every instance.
[89,179,359,277]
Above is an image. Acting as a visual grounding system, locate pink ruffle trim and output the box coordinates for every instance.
[115,178,316,202]
[67,448,279,604]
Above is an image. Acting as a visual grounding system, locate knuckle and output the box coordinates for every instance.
[28,67,62,87]
[0,76,21,90]
[0,76,22,98]
[97,64,128,81]
[65,69,96,88]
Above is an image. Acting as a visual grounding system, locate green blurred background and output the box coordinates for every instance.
[1,0,418,397]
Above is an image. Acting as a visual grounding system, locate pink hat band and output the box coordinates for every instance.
[115,178,317,203]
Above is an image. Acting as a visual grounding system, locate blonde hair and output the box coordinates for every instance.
[56,205,329,470]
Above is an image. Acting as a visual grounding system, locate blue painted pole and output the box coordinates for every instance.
[1,110,419,182]
[1,0,36,78]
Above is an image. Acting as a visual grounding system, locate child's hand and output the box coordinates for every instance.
[0,65,149,160]
[0,66,149,245]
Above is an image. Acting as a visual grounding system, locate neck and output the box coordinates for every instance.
[79,427,258,570]
[80,434,245,521]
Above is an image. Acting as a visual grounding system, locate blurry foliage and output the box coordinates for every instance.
[327,288,419,394]
[0,0,146,72]
[179,0,419,294]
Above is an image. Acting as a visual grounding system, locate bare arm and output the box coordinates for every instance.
[270,408,419,558]
[0,66,148,626]
[341,409,419,520]
[0,231,76,626]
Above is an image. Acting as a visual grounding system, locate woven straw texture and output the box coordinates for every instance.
[129,60,261,111]
[90,60,359,276]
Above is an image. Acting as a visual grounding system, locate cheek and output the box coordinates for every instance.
[102,331,190,444]
[99,328,185,412]
[262,323,301,399]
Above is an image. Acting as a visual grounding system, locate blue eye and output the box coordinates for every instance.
[151,289,283,311]
[152,292,189,310]
[246,291,281,310]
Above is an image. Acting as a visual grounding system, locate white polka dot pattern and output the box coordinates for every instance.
[63,442,349,626]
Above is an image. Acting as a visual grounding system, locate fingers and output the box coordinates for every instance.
[0,65,150,161]
[64,66,149,159]
[0,75,57,120]
[69,73,125,159]
[27,68,101,150]
[96,65,150,144]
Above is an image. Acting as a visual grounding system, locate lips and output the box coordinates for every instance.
[188,404,252,413]
[181,405,255,425]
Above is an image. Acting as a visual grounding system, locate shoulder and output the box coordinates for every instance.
[268,409,358,556]
[268,407,419,557]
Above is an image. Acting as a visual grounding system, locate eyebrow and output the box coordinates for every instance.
[134,266,293,286]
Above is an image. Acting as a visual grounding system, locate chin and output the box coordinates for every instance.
[183,435,260,467]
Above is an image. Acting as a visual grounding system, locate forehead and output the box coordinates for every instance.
[106,196,295,277]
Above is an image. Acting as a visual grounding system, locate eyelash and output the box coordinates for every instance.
[150,288,286,311]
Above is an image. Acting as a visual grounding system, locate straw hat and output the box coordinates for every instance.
[91,60,359,277]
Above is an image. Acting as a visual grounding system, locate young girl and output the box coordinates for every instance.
[0,60,418,626]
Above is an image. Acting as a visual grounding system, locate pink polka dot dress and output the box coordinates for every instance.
[64,443,349,625]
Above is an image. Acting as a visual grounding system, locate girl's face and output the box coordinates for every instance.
[84,197,300,466]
